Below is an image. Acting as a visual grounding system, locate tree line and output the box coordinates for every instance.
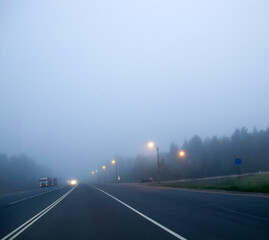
[0,154,51,193]
[101,127,269,183]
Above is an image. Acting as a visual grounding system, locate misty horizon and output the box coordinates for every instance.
[1,0,269,178]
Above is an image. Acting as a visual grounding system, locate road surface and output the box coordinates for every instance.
[0,183,269,240]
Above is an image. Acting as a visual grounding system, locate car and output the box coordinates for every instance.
[140,177,154,183]
[67,179,78,186]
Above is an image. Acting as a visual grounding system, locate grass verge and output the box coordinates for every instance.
[157,172,269,193]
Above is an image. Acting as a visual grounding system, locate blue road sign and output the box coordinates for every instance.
[234,158,242,165]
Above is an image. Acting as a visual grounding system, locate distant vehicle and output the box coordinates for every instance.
[140,177,154,183]
[52,178,58,186]
[67,179,78,186]
[39,178,52,187]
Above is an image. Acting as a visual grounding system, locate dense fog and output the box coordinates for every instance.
[95,127,269,183]
[1,1,269,188]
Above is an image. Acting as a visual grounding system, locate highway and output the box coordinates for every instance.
[0,183,269,240]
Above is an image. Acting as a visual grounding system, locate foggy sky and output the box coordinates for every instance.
[1,0,269,178]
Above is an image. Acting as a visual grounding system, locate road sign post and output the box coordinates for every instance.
[234,158,242,180]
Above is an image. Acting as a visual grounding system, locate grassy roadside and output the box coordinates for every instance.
[156,172,269,193]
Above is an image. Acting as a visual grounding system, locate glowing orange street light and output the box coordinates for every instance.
[111,160,119,182]
[148,141,155,148]
[102,165,107,183]
[179,151,186,158]
[147,141,160,184]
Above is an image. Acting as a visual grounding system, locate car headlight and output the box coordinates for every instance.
[70,180,77,185]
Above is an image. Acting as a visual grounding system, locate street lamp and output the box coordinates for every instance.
[102,165,107,182]
[178,150,187,179]
[111,160,119,182]
[148,141,160,184]
[148,141,155,148]
[178,150,186,158]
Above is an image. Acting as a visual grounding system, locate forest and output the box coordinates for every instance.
[101,127,269,183]
[0,154,50,193]
[1,127,269,190]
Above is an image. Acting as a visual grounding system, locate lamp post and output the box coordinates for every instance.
[178,150,186,179]
[102,165,106,182]
[148,141,160,184]
[111,160,118,182]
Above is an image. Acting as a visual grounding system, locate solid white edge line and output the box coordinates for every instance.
[2,186,76,240]
[8,186,76,240]
[1,186,76,240]
[9,186,65,205]
[1,189,71,240]
[89,185,188,240]
[2,189,71,240]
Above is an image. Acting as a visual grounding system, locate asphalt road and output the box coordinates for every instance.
[0,183,269,240]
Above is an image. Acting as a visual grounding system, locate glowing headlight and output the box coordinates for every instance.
[70,180,77,185]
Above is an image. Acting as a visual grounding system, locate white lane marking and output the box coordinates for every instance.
[1,186,77,240]
[212,204,269,223]
[90,185,188,240]
[9,186,65,205]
